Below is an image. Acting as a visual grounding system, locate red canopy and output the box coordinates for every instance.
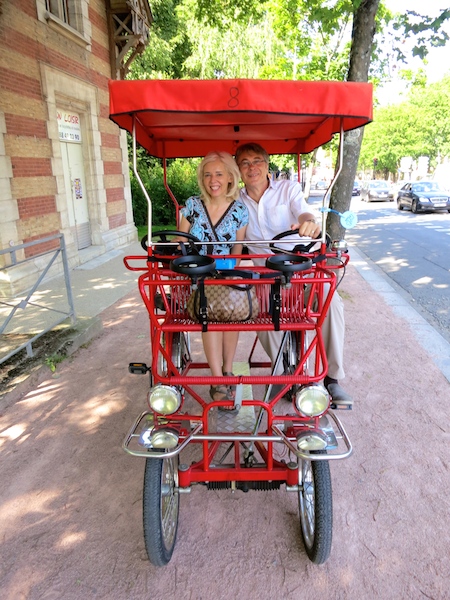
[109,79,372,158]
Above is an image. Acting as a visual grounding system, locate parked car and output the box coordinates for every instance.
[361,180,392,202]
[397,181,450,213]
[352,181,361,196]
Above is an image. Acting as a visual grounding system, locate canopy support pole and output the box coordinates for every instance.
[132,115,152,245]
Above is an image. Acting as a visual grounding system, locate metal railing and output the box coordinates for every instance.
[0,234,76,365]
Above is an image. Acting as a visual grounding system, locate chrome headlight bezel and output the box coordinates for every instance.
[148,385,181,415]
[150,427,180,449]
[296,429,328,451]
[294,384,329,417]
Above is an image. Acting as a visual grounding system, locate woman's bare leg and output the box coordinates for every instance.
[222,331,239,374]
[202,331,224,377]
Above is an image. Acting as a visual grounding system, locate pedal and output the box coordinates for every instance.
[128,362,149,375]
[330,402,352,411]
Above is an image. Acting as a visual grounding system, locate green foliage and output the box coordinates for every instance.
[45,353,65,373]
[130,158,200,227]
[124,0,450,228]
[393,8,450,61]
[194,0,264,27]
[127,0,192,79]
[360,76,450,176]
[180,12,287,79]
[166,159,201,201]
[266,0,354,80]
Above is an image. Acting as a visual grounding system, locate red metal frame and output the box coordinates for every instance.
[122,244,351,485]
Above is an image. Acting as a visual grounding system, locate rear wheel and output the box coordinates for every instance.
[298,452,333,564]
[282,331,301,400]
[283,331,298,374]
[397,200,403,211]
[158,332,190,377]
[143,455,180,566]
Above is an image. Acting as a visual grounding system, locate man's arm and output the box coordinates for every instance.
[286,182,321,238]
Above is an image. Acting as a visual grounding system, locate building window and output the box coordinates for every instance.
[46,0,70,25]
[39,0,91,46]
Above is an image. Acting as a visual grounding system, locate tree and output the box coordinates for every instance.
[359,76,450,178]
[327,0,380,242]
[127,0,192,79]
[359,103,423,176]
[393,8,450,61]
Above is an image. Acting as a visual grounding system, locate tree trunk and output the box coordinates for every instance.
[328,0,380,241]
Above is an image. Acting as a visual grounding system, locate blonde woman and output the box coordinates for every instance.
[178,151,248,408]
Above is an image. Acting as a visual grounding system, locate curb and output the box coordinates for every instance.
[0,316,103,407]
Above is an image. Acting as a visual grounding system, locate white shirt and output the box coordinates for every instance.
[239,179,314,259]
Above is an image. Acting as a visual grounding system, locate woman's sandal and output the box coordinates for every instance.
[210,384,237,412]
[222,372,236,396]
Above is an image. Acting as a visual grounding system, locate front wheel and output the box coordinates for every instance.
[143,455,180,566]
[298,452,333,564]
[411,199,419,213]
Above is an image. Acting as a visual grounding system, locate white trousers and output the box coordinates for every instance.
[257,290,345,381]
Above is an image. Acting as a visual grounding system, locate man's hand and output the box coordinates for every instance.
[291,218,321,238]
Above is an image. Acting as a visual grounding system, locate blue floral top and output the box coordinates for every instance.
[181,196,249,255]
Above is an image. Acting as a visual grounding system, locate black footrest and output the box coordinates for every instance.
[128,362,149,375]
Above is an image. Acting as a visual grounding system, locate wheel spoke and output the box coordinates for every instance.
[161,492,177,541]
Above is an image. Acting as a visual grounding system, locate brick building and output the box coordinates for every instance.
[0,0,152,294]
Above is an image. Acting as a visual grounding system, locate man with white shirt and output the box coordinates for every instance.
[236,142,352,408]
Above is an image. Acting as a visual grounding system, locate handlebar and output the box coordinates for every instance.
[269,229,332,254]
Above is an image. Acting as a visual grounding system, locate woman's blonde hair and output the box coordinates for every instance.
[197,151,241,204]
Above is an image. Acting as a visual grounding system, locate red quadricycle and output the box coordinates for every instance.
[109,79,373,566]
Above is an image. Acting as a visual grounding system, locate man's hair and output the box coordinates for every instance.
[235,143,269,165]
[197,151,241,204]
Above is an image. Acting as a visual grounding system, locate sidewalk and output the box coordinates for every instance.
[349,246,450,384]
[0,241,143,400]
[1,241,450,599]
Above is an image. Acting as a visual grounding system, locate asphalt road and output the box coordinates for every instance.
[309,192,450,345]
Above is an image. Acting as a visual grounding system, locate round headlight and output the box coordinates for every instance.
[296,430,328,451]
[150,427,179,449]
[148,385,181,415]
[295,385,329,417]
